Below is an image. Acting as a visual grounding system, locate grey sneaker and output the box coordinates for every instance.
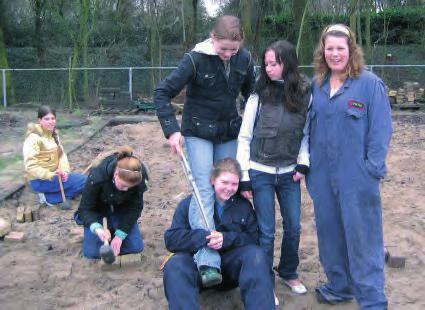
[200,267,222,288]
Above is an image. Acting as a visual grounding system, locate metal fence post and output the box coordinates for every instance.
[2,69,6,108]
[129,67,133,102]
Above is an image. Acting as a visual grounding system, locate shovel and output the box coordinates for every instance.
[99,217,115,265]
[58,176,71,210]
[180,152,211,230]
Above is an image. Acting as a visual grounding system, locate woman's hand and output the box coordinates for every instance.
[95,228,111,243]
[241,190,253,200]
[168,132,184,157]
[207,230,224,250]
[55,170,69,182]
[110,236,123,256]
[293,171,305,182]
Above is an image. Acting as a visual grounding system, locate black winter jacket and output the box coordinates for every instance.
[164,194,258,254]
[155,47,255,142]
[77,154,147,235]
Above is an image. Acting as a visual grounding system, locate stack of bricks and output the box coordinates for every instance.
[418,88,424,101]
[101,253,144,270]
[396,88,405,104]
[16,206,40,223]
[405,82,415,103]
[0,217,25,242]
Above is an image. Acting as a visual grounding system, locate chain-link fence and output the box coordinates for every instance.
[2,65,425,109]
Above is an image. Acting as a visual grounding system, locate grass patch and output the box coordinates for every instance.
[0,154,23,172]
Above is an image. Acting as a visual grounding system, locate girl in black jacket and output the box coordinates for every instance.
[75,146,148,259]
[154,14,255,288]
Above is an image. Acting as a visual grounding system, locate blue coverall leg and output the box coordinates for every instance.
[309,164,355,303]
[163,245,275,310]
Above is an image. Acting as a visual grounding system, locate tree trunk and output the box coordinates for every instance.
[365,0,372,58]
[191,0,198,45]
[292,0,312,65]
[68,0,93,108]
[240,0,253,45]
[148,1,162,94]
[356,9,362,46]
[0,27,15,106]
[253,0,268,56]
[33,0,46,64]
[80,0,90,102]
[349,0,358,38]
[181,0,186,44]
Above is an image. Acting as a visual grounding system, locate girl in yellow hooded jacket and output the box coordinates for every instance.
[23,105,87,207]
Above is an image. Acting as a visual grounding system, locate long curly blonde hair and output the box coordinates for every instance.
[313,24,365,85]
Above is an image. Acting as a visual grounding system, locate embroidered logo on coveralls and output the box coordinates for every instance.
[348,100,365,110]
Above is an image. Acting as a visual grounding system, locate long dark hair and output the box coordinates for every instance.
[255,40,306,112]
[38,105,63,158]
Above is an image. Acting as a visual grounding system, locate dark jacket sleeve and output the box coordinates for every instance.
[221,198,258,250]
[77,173,103,228]
[154,53,196,138]
[116,189,144,235]
[164,196,209,253]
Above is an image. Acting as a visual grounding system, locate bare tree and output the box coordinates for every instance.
[0,0,15,105]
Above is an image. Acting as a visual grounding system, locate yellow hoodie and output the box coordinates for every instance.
[23,123,70,181]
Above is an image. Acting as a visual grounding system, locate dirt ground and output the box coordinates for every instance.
[0,112,424,309]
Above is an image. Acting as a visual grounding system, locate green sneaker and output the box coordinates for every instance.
[200,267,222,288]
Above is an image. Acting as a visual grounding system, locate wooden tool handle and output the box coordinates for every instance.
[102,217,109,246]
[58,176,66,203]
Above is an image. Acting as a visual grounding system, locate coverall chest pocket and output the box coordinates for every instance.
[344,107,367,146]
[345,108,366,128]
[195,71,216,88]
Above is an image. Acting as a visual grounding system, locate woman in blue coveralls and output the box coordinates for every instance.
[308,24,392,309]
[75,146,148,259]
[162,158,275,309]
[154,15,255,287]
[23,105,87,208]
[237,40,310,295]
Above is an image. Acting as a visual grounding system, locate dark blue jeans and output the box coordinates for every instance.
[249,169,301,281]
[163,245,275,310]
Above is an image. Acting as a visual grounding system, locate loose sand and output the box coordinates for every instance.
[0,114,424,309]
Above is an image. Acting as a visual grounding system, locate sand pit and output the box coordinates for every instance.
[0,114,424,309]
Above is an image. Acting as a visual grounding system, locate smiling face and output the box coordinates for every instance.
[38,112,56,132]
[324,35,350,75]
[264,49,284,81]
[211,171,239,203]
[212,37,240,62]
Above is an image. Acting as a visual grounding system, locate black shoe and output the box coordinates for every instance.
[200,267,222,288]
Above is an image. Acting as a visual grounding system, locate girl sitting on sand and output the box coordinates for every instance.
[162,158,275,309]
[23,105,87,208]
[75,146,148,259]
